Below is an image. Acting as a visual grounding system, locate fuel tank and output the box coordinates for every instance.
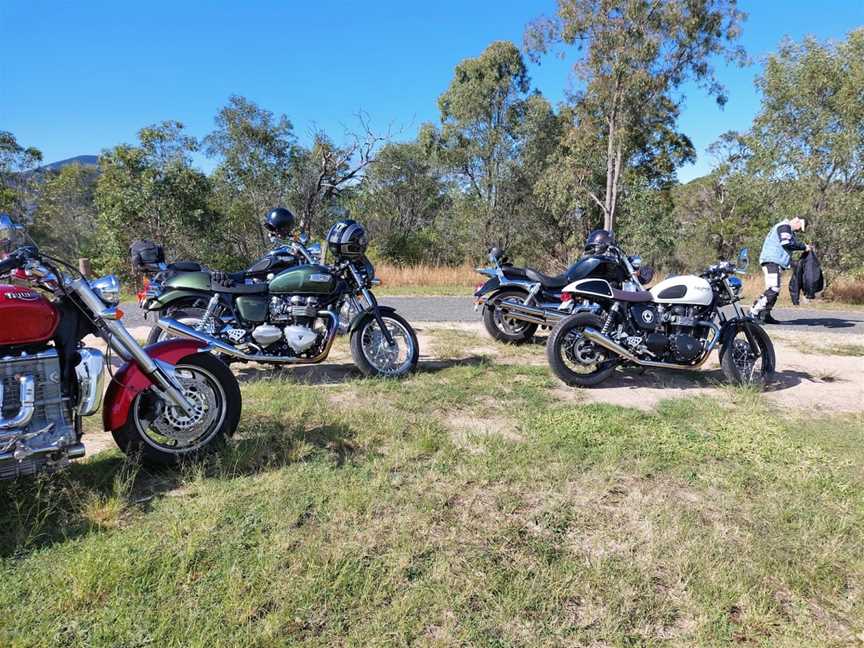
[565,255,628,284]
[0,284,60,346]
[269,264,336,295]
[650,275,713,306]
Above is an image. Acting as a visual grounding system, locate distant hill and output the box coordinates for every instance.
[39,155,99,171]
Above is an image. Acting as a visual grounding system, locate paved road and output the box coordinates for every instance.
[122,297,864,334]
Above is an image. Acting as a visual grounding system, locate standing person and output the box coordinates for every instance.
[751,216,812,324]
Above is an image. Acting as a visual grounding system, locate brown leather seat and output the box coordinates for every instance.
[611,288,654,303]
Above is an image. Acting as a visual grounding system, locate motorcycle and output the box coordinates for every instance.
[143,220,419,378]
[545,248,776,387]
[474,244,653,344]
[135,232,322,323]
[0,215,241,479]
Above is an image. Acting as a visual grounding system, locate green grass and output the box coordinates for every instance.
[1,338,862,646]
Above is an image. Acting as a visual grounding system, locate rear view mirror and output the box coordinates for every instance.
[737,247,750,272]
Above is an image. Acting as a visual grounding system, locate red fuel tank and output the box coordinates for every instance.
[0,284,59,346]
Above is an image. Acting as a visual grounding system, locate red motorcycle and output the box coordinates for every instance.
[0,215,241,479]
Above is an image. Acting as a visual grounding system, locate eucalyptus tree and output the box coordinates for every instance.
[32,163,99,261]
[0,131,42,218]
[525,0,747,232]
[94,121,215,273]
[744,29,864,273]
[205,95,297,258]
[422,41,535,250]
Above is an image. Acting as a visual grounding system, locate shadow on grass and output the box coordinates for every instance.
[583,366,827,392]
[0,414,360,559]
[231,355,491,385]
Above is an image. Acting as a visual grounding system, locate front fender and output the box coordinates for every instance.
[347,305,397,335]
[718,317,763,360]
[102,339,207,431]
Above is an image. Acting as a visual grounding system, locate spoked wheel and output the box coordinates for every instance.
[112,353,241,466]
[720,324,775,387]
[483,290,538,344]
[546,313,619,387]
[350,312,419,378]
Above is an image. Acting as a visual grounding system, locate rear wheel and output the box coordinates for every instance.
[546,313,618,387]
[112,353,241,466]
[482,290,538,344]
[720,323,775,387]
[146,304,207,345]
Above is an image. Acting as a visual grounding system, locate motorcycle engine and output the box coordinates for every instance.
[249,296,323,354]
[0,349,78,479]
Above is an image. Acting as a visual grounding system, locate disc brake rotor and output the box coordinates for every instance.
[152,373,219,444]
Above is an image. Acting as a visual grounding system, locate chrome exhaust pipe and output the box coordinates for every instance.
[497,300,565,326]
[0,376,36,430]
[0,442,86,463]
[581,324,721,371]
[157,312,339,365]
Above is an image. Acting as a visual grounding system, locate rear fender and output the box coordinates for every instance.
[146,289,211,311]
[473,277,500,297]
[102,339,208,431]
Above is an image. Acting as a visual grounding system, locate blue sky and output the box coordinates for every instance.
[2,0,862,182]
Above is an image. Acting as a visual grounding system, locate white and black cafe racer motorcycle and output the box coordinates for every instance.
[546,249,776,387]
[0,215,241,479]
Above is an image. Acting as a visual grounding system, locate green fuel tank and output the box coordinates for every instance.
[268,264,337,295]
[162,271,212,292]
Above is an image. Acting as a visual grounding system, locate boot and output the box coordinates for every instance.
[762,311,782,325]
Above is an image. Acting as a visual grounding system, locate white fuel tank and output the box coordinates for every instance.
[650,275,713,306]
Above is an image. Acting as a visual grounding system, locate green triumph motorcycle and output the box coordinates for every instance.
[142,220,419,378]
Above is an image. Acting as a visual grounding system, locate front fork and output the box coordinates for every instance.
[348,265,395,346]
[71,279,197,416]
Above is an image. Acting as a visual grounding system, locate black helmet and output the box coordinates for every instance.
[263,207,296,238]
[584,229,615,254]
[326,219,368,259]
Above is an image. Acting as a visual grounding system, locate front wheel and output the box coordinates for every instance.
[350,311,419,378]
[546,313,619,387]
[111,353,241,466]
[720,323,775,387]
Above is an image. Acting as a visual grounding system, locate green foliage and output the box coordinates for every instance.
[744,29,864,275]
[93,121,220,275]
[0,131,42,218]
[31,163,99,261]
[526,0,746,231]
[205,95,296,262]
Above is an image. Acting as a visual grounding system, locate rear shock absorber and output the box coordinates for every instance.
[198,294,221,334]
[601,303,621,335]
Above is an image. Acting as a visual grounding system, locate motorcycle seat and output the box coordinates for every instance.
[501,266,529,280]
[611,288,653,303]
[525,268,570,289]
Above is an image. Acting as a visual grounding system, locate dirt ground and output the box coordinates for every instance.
[81,322,863,456]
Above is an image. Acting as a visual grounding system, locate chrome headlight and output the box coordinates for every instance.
[90,274,121,305]
[727,276,743,296]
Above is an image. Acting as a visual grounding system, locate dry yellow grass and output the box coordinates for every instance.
[375,262,478,289]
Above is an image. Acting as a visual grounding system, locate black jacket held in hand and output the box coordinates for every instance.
[789,250,825,305]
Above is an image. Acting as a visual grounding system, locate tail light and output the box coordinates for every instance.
[561,292,573,302]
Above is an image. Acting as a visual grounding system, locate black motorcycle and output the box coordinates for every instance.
[546,249,775,388]
[474,242,653,344]
[145,220,419,378]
